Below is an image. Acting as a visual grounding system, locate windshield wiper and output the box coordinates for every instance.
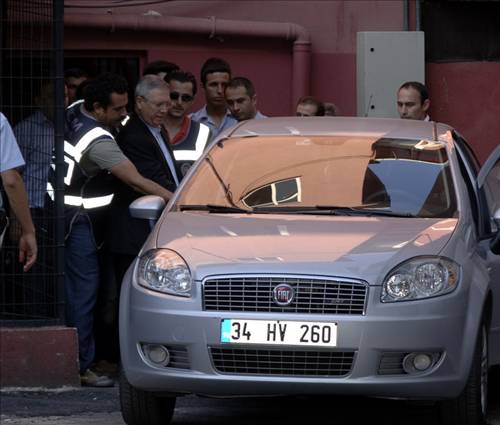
[179,204,251,214]
[253,205,417,217]
[249,205,357,215]
[348,208,418,218]
[316,206,417,218]
[179,204,417,217]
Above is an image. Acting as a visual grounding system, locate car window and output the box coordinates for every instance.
[176,136,458,218]
[242,177,301,208]
[452,130,481,174]
[454,133,498,235]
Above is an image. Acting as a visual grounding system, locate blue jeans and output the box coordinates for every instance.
[64,208,99,373]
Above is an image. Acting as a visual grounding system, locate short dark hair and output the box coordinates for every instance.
[65,67,88,80]
[83,72,128,111]
[398,81,429,104]
[165,70,198,97]
[324,102,339,116]
[200,57,231,87]
[75,79,91,102]
[226,77,255,98]
[297,96,325,116]
[143,60,180,77]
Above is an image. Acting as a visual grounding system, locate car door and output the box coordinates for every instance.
[477,145,500,365]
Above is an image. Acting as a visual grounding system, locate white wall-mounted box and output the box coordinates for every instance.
[357,31,425,118]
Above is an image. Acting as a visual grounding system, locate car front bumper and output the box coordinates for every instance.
[119,267,477,400]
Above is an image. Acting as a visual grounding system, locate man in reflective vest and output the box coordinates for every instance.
[163,70,211,177]
[62,73,173,387]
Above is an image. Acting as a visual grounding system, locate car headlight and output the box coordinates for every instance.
[136,249,192,297]
[381,256,460,302]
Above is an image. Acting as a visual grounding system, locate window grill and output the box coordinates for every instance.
[0,0,65,325]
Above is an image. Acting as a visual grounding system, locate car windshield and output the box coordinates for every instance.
[174,135,458,218]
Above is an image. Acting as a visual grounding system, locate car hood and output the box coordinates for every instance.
[154,212,458,285]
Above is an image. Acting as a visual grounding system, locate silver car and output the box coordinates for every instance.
[119,117,500,425]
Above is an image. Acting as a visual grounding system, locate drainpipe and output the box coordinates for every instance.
[403,0,409,31]
[64,13,311,112]
[415,0,422,31]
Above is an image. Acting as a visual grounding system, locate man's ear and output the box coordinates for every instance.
[135,96,144,111]
[251,94,257,106]
[422,98,430,113]
[93,101,104,113]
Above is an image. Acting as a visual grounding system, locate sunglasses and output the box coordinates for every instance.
[170,92,194,102]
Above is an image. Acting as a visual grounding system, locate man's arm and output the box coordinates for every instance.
[110,159,174,202]
[1,169,37,271]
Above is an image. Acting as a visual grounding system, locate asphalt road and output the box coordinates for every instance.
[1,381,499,425]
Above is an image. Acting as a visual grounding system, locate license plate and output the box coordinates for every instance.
[220,319,337,347]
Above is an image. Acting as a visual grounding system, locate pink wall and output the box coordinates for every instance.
[65,1,404,116]
[65,32,292,116]
[65,1,498,161]
[427,62,500,163]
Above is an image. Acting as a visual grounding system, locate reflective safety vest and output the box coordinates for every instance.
[47,101,116,210]
[171,120,211,177]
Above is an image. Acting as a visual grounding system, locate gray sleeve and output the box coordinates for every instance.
[85,138,128,171]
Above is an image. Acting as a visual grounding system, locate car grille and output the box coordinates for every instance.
[203,276,367,314]
[210,347,355,376]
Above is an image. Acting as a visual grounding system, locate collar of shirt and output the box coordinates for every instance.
[168,115,191,145]
[144,121,162,138]
[190,105,237,134]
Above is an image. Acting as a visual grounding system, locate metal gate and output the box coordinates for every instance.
[0,0,65,326]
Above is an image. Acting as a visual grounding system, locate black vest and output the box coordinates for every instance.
[61,101,116,210]
[171,120,211,177]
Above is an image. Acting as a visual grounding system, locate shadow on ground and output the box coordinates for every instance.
[1,366,498,425]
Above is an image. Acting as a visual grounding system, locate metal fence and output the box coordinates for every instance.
[0,0,65,326]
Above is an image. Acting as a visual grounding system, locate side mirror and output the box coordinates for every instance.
[129,195,166,220]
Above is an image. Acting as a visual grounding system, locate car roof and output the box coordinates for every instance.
[226,117,454,141]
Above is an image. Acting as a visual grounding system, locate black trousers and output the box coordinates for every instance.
[94,251,135,363]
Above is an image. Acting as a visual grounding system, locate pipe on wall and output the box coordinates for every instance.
[415,0,422,31]
[64,13,312,112]
[403,0,409,31]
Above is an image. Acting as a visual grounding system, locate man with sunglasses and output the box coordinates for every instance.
[163,70,211,177]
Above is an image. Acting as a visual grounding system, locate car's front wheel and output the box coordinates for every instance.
[119,368,176,425]
[439,322,488,425]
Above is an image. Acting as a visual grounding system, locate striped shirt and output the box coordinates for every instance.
[14,110,52,208]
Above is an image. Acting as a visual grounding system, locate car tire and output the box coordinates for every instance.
[119,368,176,425]
[439,322,488,425]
